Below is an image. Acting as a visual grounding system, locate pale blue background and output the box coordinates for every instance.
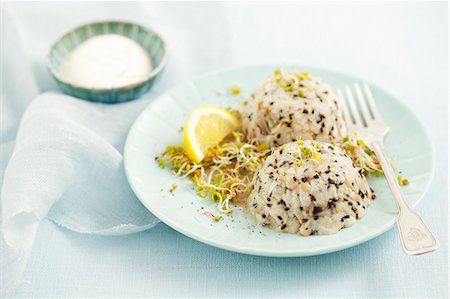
[2,2,448,298]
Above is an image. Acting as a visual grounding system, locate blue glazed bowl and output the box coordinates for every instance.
[47,21,167,103]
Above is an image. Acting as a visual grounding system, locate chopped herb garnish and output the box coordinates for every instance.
[397,175,410,186]
[229,85,241,95]
[169,183,177,194]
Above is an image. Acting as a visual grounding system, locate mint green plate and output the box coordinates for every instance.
[124,65,435,257]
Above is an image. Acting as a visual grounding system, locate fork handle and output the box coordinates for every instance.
[371,141,439,255]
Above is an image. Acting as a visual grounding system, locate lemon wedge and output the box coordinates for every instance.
[183,105,239,163]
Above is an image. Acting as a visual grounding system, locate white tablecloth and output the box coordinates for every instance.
[2,2,448,298]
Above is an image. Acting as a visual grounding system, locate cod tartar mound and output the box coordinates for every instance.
[240,70,344,147]
[248,140,373,236]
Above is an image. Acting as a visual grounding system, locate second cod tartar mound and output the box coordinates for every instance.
[248,140,373,236]
[240,70,344,147]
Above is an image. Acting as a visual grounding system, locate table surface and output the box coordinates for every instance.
[2,2,449,298]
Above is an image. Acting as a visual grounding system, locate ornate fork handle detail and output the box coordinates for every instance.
[371,141,439,255]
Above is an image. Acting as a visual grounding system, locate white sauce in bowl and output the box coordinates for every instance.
[60,34,153,89]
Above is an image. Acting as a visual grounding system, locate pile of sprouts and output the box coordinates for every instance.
[156,132,270,213]
[340,133,383,176]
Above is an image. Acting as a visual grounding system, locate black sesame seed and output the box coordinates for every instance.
[261,214,266,218]
[281,224,287,230]
[313,207,322,214]
[277,215,283,220]
[314,216,319,220]
[301,177,308,183]
[341,215,350,222]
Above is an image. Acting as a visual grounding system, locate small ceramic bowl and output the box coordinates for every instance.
[47,21,167,103]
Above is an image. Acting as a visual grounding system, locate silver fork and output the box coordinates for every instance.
[337,84,439,255]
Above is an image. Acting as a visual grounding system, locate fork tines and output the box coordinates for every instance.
[337,83,385,131]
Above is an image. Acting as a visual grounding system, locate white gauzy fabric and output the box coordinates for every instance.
[0,93,161,291]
